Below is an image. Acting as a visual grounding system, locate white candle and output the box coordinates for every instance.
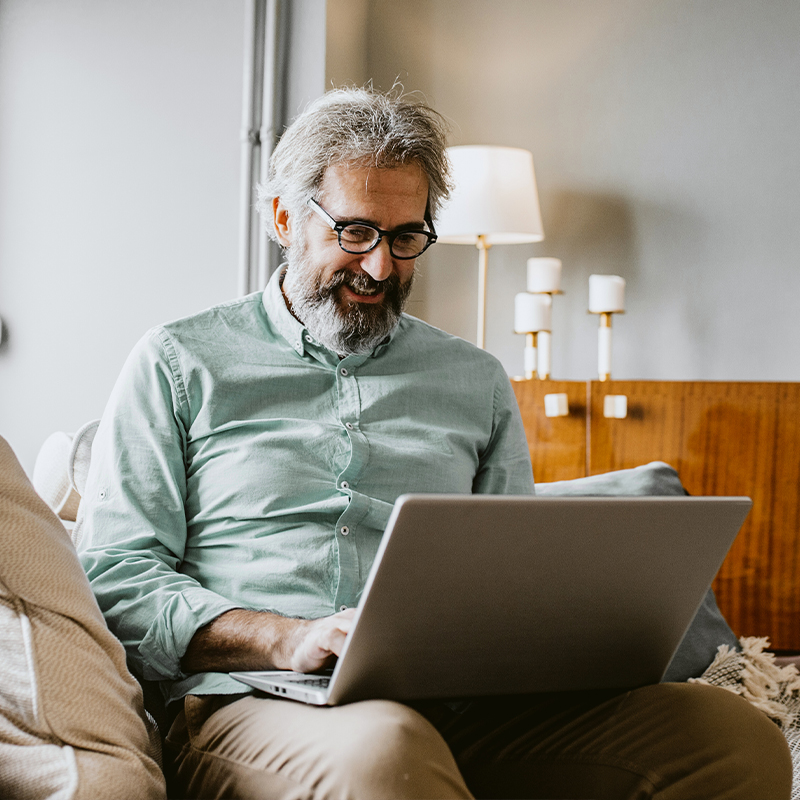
[527,258,562,293]
[588,274,625,313]
[514,292,552,333]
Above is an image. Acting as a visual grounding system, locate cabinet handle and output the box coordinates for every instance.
[603,395,628,419]
[544,393,569,417]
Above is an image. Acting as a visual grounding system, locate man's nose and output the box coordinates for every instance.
[358,239,395,282]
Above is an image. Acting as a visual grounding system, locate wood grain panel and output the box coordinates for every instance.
[588,381,800,649]
[511,379,587,484]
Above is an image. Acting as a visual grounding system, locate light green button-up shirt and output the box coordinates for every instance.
[79,268,534,703]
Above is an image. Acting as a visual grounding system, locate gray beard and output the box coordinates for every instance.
[282,253,414,356]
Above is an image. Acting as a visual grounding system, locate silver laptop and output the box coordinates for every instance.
[231,494,750,705]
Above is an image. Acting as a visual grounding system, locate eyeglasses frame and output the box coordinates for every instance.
[306,198,438,260]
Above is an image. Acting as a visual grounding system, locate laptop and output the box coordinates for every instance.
[231,493,750,705]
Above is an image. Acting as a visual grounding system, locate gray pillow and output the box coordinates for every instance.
[535,461,740,682]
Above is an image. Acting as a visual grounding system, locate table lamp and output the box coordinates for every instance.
[436,146,544,349]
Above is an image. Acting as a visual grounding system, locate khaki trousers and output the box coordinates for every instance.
[165,682,791,799]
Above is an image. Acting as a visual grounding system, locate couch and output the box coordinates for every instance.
[3,423,799,798]
[0,434,166,799]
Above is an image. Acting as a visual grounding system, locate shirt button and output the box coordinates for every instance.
[340,526,349,536]
[305,334,313,343]
[345,422,354,430]
[340,605,348,612]
[340,481,349,490]
[340,367,349,376]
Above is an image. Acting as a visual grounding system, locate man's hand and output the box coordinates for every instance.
[286,608,356,673]
[181,607,356,675]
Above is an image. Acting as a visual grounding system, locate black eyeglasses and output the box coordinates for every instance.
[306,198,438,260]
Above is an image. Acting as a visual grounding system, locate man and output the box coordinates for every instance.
[79,87,791,799]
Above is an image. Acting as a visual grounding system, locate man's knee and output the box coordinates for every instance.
[324,700,470,799]
[642,682,792,798]
[168,696,471,799]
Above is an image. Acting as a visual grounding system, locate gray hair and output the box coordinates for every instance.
[256,86,452,240]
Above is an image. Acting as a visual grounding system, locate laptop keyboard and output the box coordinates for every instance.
[285,675,330,688]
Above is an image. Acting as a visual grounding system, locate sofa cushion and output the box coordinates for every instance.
[0,435,165,800]
[32,431,81,522]
[535,461,741,682]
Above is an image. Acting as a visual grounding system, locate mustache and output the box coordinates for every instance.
[319,269,400,298]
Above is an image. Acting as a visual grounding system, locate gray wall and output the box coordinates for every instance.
[0,0,327,473]
[0,0,246,470]
[3,0,798,470]
[327,0,800,383]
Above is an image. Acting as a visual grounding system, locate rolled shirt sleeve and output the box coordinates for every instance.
[79,331,241,683]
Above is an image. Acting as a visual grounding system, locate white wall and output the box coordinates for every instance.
[327,0,800,383]
[5,0,797,470]
[0,0,247,471]
[0,0,330,474]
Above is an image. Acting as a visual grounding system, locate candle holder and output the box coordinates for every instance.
[514,292,552,380]
[588,275,625,381]
[525,331,543,380]
[588,310,623,381]
[525,258,563,380]
[536,330,552,380]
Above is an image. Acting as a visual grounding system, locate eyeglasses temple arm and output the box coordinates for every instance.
[306,198,337,230]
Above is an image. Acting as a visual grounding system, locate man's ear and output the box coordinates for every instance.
[273,197,292,247]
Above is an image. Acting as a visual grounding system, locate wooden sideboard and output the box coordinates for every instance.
[511,379,800,651]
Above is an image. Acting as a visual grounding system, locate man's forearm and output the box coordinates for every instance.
[181,607,355,675]
[181,608,307,673]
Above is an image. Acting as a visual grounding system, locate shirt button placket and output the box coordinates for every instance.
[336,362,360,495]
[334,360,365,612]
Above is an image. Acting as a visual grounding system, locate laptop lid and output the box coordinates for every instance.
[234,494,750,706]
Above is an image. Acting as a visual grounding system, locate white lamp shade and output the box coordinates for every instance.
[436,146,545,245]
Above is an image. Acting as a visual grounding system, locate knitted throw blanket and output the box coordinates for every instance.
[690,636,800,798]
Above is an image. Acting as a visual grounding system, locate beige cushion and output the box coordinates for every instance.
[0,436,165,800]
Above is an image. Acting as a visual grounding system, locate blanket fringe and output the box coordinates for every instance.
[690,636,800,730]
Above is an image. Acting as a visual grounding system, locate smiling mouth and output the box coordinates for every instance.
[342,284,385,303]
[348,284,379,296]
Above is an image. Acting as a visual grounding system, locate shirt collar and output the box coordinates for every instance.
[261,265,402,360]
[262,266,309,357]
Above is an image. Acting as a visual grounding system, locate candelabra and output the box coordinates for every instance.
[514,292,552,380]
[588,274,627,418]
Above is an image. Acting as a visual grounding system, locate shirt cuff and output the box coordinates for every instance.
[138,586,241,680]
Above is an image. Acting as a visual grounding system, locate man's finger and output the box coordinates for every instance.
[336,617,353,634]
[319,620,350,655]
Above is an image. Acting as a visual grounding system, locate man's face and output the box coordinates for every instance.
[276,161,429,355]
